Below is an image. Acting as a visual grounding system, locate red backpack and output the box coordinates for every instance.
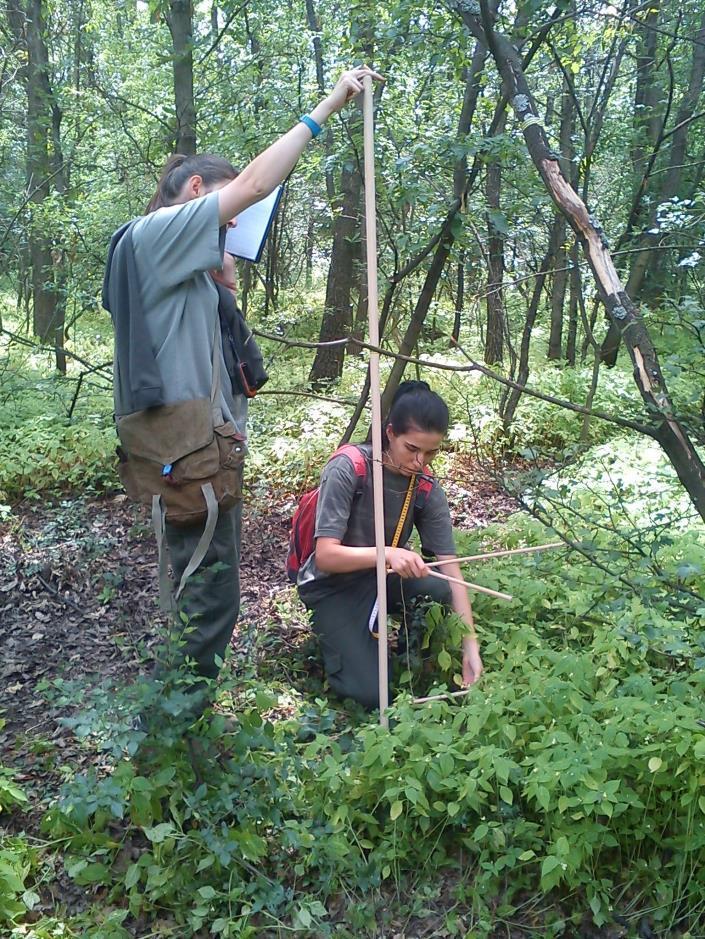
[286,444,433,583]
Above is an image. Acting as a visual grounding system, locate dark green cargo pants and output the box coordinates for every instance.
[299,571,452,710]
[161,503,241,690]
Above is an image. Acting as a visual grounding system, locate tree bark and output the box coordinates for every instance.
[484,113,506,364]
[308,140,363,387]
[449,0,705,523]
[547,73,575,360]
[166,0,197,155]
[547,215,566,360]
[565,239,580,366]
[9,0,66,368]
[452,250,466,343]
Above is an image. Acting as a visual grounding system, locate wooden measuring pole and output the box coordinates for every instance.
[362,74,389,727]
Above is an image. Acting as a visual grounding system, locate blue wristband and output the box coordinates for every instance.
[299,114,322,138]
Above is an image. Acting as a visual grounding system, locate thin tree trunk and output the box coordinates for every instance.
[452,251,465,343]
[565,239,580,366]
[547,216,566,360]
[484,113,506,365]
[308,140,363,387]
[166,0,197,155]
[548,73,575,360]
[14,0,66,369]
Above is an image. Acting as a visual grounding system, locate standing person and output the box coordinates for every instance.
[104,65,382,716]
[297,381,483,710]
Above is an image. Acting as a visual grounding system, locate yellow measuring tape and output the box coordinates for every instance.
[370,474,417,639]
[391,474,416,550]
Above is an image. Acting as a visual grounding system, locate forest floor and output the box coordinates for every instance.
[0,455,514,813]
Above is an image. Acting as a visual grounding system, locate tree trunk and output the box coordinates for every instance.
[547,73,575,360]
[450,0,705,523]
[166,0,197,155]
[308,142,363,387]
[452,251,465,343]
[547,215,566,360]
[565,239,580,366]
[15,0,65,368]
[484,114,506,365]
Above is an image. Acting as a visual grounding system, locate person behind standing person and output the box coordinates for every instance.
[297,381,483,710]
[103,66,383,718]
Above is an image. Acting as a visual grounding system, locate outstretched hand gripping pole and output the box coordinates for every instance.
[362,74,389,727]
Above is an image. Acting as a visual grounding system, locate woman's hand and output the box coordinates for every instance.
[323,65,384,116]
[462,637,483,687]
[385,547,428,579]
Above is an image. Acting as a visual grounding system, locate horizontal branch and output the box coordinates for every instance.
[1,327,113,377]
[252,327,656,437]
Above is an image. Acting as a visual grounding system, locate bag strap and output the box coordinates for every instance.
[175,482,219,600]
[152,483,220,610]
[152,494,173,613]
[210,314,224,426]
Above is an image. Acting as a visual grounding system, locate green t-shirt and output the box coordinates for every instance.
[297,444,456,589]
[114,191,247,434]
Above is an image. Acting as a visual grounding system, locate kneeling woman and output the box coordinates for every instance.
[297,381,483,709]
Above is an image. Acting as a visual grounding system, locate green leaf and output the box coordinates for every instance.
[648,757,663,773]
[438,649,452,670]
[541,855,561,877]
[144,822,176,843]
[390,800,403,820]
[499,786,513,805]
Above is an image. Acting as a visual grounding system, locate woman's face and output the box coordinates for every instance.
[385,424,444,476]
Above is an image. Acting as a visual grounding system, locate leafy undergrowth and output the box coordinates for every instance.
[2,507,704,938]
[2,321,705,936]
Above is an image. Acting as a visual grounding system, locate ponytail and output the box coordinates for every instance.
[145,153,239,213]
[383,381,449,448]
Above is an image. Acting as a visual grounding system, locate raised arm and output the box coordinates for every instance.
[217,66,382,224]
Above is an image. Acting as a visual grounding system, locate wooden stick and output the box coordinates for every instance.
[426,541,564,569]
[427,569,513,601]
[363,75,389,729]
[412,688,473,705]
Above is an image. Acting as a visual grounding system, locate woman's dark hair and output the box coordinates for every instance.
[146,153,239,213]
[366,381,449,448]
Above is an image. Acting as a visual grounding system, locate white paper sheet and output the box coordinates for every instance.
[224,185,284,262]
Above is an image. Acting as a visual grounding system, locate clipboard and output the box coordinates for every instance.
[224,184,284,263]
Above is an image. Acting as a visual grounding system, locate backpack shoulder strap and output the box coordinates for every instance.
[329,444,368,480]
[415,468,434,509]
